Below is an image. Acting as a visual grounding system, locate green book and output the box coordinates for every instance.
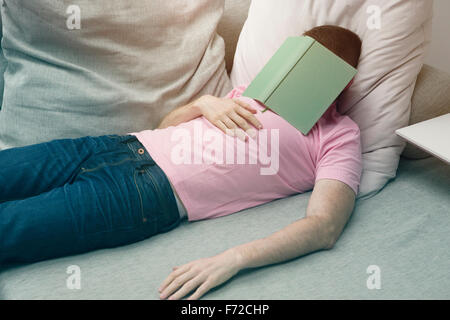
[243,36,357,135]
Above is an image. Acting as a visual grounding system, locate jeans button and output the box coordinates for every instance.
[142,217,148,223]
[138,148,145,155]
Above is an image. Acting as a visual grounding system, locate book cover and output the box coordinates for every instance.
[243,36,357,135]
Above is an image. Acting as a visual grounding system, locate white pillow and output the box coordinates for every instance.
[231,0,433,199]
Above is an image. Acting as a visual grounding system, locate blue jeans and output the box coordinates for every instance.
[0,135,181,264]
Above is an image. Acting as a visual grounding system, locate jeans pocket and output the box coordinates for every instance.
[78,155,135,175]
[69,163,146,238]
[132,169,148,224]
[140,165,181,233]
[132,167,162,236]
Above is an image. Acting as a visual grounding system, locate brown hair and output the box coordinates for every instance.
[303,25,362,68]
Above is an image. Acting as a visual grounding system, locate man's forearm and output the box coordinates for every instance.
[231,179,355,270]
[230,215,333,270]
[157,98,204,129]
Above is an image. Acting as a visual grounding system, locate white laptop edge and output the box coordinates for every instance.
[395,113,450,164]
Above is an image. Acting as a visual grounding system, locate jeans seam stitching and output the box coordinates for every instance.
[79,157,136,174]
[133,169,146,222]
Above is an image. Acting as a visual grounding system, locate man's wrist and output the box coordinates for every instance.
[225,246,248,271]
[190,95,211,117]
[157,98,203,129]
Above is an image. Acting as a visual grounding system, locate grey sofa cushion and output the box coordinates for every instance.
[217,0,251,74]
[0,1,232,150]
[1,157,448,299]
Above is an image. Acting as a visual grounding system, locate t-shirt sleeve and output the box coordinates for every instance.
[314,126,363,195]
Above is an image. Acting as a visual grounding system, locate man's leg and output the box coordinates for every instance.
[0,137,180,264]
[0,135,122,203]
[1,167,149,263]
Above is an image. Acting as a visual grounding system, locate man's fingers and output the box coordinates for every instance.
[214,119,243,141]
[229,112,257,141]
[228,112,252,132]
[233,99,263,130]
[235,107,263,131]
[221,116,238,131]
[167,277,203,300]
[221,117,247,141]
[187,280,214,300]
[233,99,256,113]
[159,265,190,293]
[160,270,196,299]
[214,120,234,137]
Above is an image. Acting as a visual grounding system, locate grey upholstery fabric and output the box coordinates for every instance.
[1,157,448,299]
[217,0,251,74]
[0,1,231,150]
[0,11,5,108]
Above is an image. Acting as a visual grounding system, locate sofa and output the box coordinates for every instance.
[0,1,449,299]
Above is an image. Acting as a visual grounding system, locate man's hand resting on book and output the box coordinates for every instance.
[158,95,263,141]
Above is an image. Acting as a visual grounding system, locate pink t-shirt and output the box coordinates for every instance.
[132,86,362,221]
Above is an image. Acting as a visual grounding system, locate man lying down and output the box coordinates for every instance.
[0,25,363,300]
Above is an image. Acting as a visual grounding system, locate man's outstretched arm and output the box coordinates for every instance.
[158,178,356,300]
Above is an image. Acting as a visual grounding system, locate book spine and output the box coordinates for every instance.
[260,37,314,102]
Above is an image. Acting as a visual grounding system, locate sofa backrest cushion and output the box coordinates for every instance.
[230,0,433,198]
[0,12,5,107]
[218,0,251,74]
[403,65,450,159]
[0,0,231,149]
